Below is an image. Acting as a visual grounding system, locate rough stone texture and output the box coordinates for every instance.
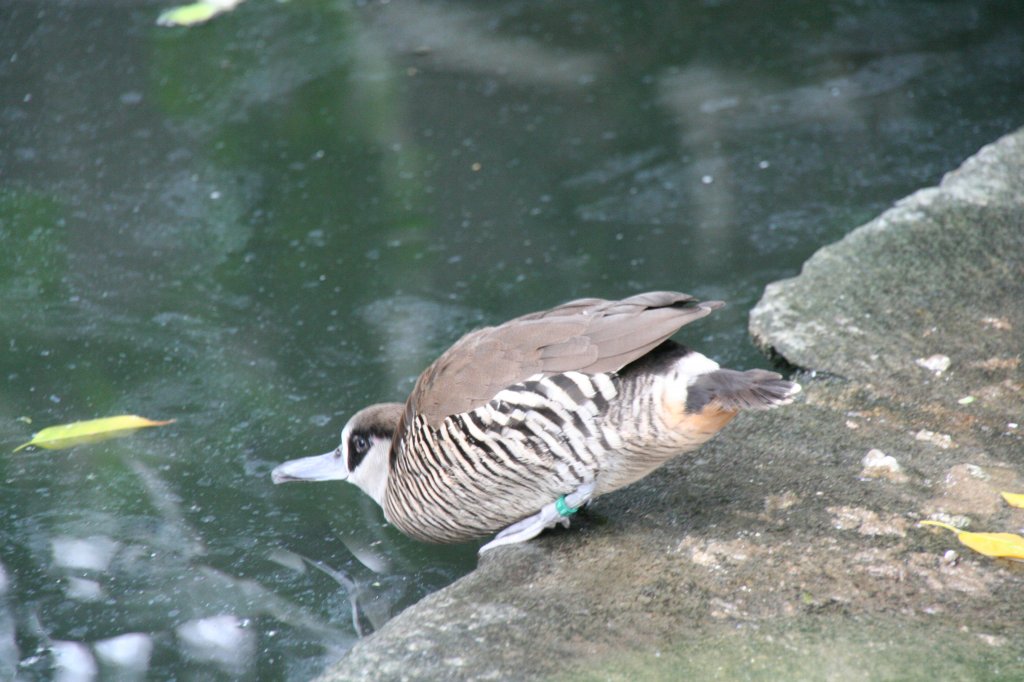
[321,129,1024,681]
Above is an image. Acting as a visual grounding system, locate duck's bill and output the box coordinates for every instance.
[271,449,347,484]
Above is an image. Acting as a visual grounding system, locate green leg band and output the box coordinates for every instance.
[555,495,579,517]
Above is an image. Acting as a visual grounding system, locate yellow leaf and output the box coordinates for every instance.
[920,520,1024,560]
[157,3,220,27]
[1001,491,1024,509]
[156,0,245,27]
[13,415,175,452]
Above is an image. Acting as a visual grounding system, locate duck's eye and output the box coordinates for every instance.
[350,434,370,455]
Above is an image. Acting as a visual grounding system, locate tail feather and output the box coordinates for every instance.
[686,368,801,413]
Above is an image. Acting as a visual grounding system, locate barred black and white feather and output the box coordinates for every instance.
[272,292,801,546]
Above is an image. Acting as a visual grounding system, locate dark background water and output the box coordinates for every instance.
[2,0,1023,678]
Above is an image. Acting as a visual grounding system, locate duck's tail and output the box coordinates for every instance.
[686,368,802,413]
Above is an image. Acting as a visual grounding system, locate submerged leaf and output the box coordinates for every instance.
[920,520,1024,561]
[1001,491,1024,509]
[14,415,175,452]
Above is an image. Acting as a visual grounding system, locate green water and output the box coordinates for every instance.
[2,0,1023,678]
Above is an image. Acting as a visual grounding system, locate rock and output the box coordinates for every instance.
[827,505,908,537]
[860,448,909,484]
[749,128,1024,429]
[914,429,954,449]
[915,354,951,375]
[319,128,1024,681]
[923,463,1024,518]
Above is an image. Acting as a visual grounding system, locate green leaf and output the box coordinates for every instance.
[14,415,175,452]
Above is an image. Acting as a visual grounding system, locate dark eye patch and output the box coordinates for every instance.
[347,432,371,470]
[345,425,394,472]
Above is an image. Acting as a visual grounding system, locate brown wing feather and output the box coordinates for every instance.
[406,292,723,427]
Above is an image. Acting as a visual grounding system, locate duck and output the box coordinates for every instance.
[272,291,800,552]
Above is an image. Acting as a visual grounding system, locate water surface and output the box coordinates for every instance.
[2,1,1023,678]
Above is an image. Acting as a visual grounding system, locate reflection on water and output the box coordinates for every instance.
[51,641,96,682]
[93,632,152,676]
[2,0,1023,678]
[176,614,254,675]
[50,537,120,573]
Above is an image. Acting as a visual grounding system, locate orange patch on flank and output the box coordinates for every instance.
[682,403,738,435]
[663,396,737,436]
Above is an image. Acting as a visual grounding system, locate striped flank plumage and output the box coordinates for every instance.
[272,292,800,550]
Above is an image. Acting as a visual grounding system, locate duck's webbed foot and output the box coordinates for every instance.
[479,481,596,554]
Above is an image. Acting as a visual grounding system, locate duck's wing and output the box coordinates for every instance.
[405,291,723,428]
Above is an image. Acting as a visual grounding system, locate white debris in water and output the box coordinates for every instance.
[915,354,951,374]
[52,641,97,682]
[64,577,103,602]
[94,633,153,671]
[51,536,120,571]
[176,614,254,674]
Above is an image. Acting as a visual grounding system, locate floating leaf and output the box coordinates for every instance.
[157,3,219,26]
[156,0,245,27]
[13,415,175,452]
[1001,491,1024,509]
[920,520,1024,561]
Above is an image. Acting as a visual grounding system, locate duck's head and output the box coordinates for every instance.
[271,402,403,507]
